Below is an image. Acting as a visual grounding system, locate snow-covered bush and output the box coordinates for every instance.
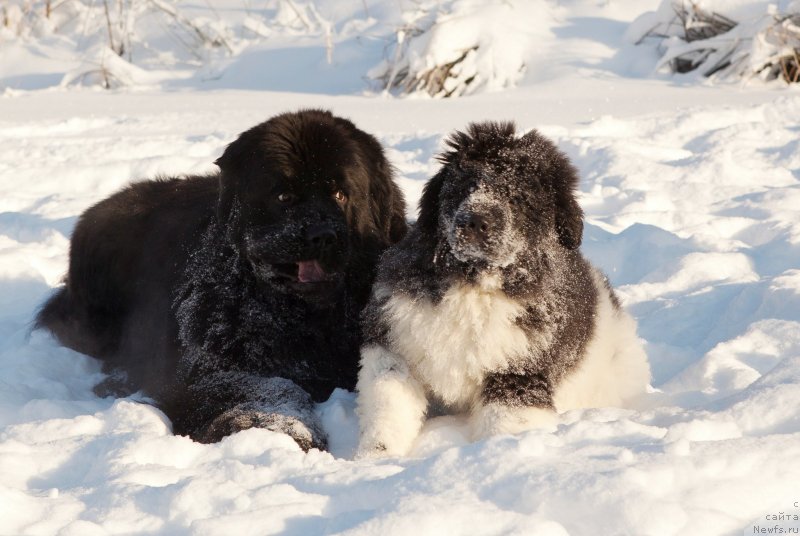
[1,0,78,41]
[0,0,340,89]
[1,0,232,54]
[751,10,800,82]
[370,0,556,98]
[0,0,239,87]
[630,0,800,83]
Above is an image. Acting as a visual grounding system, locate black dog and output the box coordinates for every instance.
[356,122,649,457]
[37,109,407,450]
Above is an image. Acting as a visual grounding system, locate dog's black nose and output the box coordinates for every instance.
[459,213,491,241]
[466,214,490,235]
[307,225,337,250]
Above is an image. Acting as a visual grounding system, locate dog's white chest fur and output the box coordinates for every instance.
[380,275,530,407]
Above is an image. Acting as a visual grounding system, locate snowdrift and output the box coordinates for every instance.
[1,91,799,534]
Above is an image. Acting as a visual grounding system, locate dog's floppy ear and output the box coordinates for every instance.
[520,129,584,250]
[550,156,584,250]
[214,173,236,225]
[372,156,408,244]
[416,128,474,234]
[415,169,446,234]
[389,202,408,243]
[326,115,407,245]
[352,128,408,244]
[554,177,584,249]
[214,129,259,223]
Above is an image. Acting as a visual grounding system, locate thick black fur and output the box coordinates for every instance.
[363,121,604,411]
[37,109,407,449]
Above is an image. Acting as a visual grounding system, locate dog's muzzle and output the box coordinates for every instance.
[446,200,520,267]
[245,220,347,296]
[453,212,494,247]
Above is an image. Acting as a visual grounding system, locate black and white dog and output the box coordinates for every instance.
[356,122,650,457]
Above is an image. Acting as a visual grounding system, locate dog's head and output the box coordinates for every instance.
[418,122,583,271]
[214,109,406,301]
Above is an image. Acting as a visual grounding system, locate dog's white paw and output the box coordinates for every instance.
[355,422,419,459]
[355,344,428,459]
[470,403,558,440]
[355,441,393,460]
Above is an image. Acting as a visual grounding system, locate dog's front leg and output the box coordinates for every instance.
[177,369,328,451]
[355,344,427,458]
[470,371,559,440]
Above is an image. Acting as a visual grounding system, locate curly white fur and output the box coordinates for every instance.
[356,269,650,458]
[552,269,650,411]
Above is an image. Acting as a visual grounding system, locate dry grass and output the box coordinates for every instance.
[667,2,736,74]
[373,18,482,99]
[401,46,478,98]
[644,1,800,84]
[757,13,800,83]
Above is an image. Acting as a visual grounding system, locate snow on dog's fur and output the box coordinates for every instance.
[356,122,650,457]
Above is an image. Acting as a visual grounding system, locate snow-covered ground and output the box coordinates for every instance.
[2,1,800,535]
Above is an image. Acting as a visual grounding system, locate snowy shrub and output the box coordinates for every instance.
[630,0,800,83]
[0,0,239,86]
[0,0,339,89]
[59,44,154,89]
[1,0,79,40]
[3,0,200,51]
[751,10,800,82]
[370,0,555,98]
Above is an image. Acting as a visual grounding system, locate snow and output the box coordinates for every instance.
[2,0,800,534]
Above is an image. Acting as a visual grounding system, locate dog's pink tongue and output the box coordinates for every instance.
[297,260,327,283]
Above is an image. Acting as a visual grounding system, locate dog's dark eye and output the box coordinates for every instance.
[333,190,348,205]
[277,193,297,204]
